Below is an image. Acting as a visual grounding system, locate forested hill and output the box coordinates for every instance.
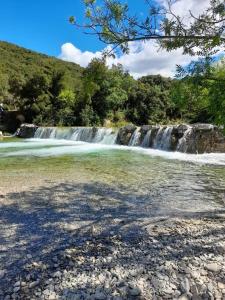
[0,41,85,125]
[0,41,224,128]
[0,41,83,83]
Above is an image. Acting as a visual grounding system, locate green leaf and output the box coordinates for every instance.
[69,16,75,24]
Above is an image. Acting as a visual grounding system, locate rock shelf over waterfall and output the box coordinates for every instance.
[17,123,225,154]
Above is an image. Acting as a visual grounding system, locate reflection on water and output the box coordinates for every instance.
[0,138,225,215]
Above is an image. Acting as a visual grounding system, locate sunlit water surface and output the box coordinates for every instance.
[0,138,225,216]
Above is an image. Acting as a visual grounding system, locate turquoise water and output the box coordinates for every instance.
[0,138,225,214]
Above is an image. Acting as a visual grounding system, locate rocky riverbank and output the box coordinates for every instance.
[1,215,225,300]
[0,176,225,300]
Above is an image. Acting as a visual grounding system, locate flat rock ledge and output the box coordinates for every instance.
[117,124,225,153]
[1,217,225,300]
[16,124,38,138]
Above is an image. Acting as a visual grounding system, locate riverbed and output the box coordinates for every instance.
[0,138,225,299]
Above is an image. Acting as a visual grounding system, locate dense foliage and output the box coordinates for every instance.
[0,41,83,125]
[0,41,224,128]
[172,58,225,126]
[71,0,225,56]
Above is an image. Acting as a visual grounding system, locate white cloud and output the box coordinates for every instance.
[112,42,195,78]
[160,0,210,20]
[59,41,197,78]
[58,0,218,78]
[59,43,103,67]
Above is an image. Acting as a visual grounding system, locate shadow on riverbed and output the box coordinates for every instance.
[1,181,225,297]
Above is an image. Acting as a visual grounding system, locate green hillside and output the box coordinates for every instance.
[0,41,85,126]
[0,41,83,83]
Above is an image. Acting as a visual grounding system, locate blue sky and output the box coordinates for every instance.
[0,0,97,56]
[0,0,219,77]
[0,0,147,56]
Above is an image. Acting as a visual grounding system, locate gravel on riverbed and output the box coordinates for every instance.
[0,179,225,300]
[1,216,225,300]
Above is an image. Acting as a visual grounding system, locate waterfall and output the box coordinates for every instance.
[151,126,173,150]
[141,130,152,147]
[34,127,118,145]
[70,128,93,142]
[153,127,164,149]
[34,127,56,139]
[99,129,118,145]
[34,126,173,150]
[128,128,141,146]
[93,128,115,143]
[160,127,173,150]
[176,126,193,152]
[24,123,223,154]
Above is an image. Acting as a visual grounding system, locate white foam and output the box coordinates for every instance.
[0,139,84,149]
[1,139,225,166]
[3,143,110,157]
[134,147,225,166]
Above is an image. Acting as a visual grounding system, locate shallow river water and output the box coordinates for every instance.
[0,138,225,214]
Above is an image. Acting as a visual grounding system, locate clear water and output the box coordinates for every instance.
[0,138,225,217]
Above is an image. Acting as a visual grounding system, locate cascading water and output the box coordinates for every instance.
[176,126,193,152]
[99,129,118,145]
[141,130,152,147]
[160,127,173,151]
[33,124,218,154]
[18,121,225,155]
[71,128,94,143]
[153,127,163,149]
[34,127,118,145]
[128,128,141,146]
[34,127,57,139]
[34,126,174,151]
[152,126,173,151]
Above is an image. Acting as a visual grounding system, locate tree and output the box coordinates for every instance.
[204,60,225,125]
[170,79,210,122]
[80,104,97,126]
[20,73,51,123]
[105,64,131,113]
[106,86,128,112]
[126,75,172,125]
[49,71,78,125]
[0,73,10,104]
[71,0,225,56]
[8,76,26,109]
[82,58,109,123]
[172,57,225,125]
[55,90,76,125]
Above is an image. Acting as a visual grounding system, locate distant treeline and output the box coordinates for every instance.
[0,41,224,127]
